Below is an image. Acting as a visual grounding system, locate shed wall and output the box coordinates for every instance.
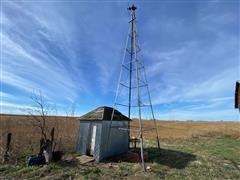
[99,120,129,161]
[76,120,129,162]
[93,122,102,161]
[76,121,102,158]
[76,121,90,154]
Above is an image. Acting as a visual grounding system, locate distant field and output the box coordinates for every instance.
[0,114,239,157]
[0,114,78,158]
[131,119,240,140]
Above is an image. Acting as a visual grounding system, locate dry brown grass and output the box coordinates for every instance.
[131,120,240,140]
[0,114,78,160]
[0,114,239,160]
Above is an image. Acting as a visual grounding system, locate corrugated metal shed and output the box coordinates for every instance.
[76,106,130,161]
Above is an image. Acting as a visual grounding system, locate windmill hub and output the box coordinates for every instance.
[128,4,137,11]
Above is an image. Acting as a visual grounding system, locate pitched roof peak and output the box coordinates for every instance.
[79,106,131,121]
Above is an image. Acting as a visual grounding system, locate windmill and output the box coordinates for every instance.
[108,5,160,171]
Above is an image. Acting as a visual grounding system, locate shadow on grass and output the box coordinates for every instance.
[146,147,196,169]
[106,147,196,169]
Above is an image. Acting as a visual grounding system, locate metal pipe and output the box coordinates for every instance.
[131,8,146,172]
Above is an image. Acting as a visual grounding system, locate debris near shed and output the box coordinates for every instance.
[130,136,139,149]
[76,155,95,165]
[27,128,62,166]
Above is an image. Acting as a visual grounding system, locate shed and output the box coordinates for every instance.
[76,106,131,162]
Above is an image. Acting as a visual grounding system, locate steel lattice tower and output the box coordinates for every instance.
[109,5,160,171]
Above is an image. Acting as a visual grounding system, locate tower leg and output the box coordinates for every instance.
[139,133,146,171]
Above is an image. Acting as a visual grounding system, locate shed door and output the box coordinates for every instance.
[90,124,97,155]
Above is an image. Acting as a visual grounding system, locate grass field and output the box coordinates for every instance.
[0,137,239,179]
[0,114,240,179]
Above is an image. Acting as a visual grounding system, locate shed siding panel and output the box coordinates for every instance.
[99,121,128,161]
[76,122,90,155]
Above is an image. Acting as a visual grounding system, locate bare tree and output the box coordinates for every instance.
[28,91,50,142]
[25,91,76,163]
[24,91,55,163]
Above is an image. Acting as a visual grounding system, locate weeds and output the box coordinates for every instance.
[1,136,239,179]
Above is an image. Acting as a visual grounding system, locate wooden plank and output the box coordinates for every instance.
[76,155,95,164]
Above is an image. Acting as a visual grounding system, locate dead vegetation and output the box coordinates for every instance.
[130,120,240,140]
[0,114,78,163]
[0,91,78,164]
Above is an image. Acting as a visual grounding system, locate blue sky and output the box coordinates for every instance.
[1,0,239,121]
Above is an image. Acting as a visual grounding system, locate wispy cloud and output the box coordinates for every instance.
[0,91,14,99]
[2,2,88,102]
[135,1,238,121]
[1,101,33,110]
[156,108,238,121]
[1,1,238,120]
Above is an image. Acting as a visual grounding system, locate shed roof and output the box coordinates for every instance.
[79,106,131,121]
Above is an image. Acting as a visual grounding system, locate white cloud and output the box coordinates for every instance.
[1,2,89,102]
[149,67,236,106]
[1,101,33,110]
[156,108,239,121]
[183,68,237,100]
[0,91,14,99]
